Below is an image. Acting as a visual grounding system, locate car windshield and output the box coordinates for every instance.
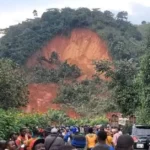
[132,126,150,136]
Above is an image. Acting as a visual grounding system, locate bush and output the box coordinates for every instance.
[0,109,108,140]
[55,79,114,116]
[0,109,68,139]
[31,61,81,83]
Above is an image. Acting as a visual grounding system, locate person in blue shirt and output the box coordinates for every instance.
[93,131,114,150]
[64,127,72,143]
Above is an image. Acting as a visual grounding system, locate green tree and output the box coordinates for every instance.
[141,21,146,25]
[95,60,138,115]
[58,61,81,78]
[104,10,114,18]
[135,52,150,124]
[0,59,28,109]
[117,11,128,21]
[33,10,38,17]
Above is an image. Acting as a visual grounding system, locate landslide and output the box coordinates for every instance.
[25,83,80,118]
[26,28,111,78]
[0,8,142,117]
[26,28,111,115]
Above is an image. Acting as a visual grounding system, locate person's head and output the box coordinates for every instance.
[107,130,112,136]
[44,127,51,137]
[6,140,17,150]
[66,127,69,132]
[26,128,30,134]
[88,127,93,134]
[9,132,18,141]
[70,126,76,134]
[33,127,40,137]
[116,135,134,150]
[0,140,6,150]
[97,131,107,143]
[51,128,58,134]
[58,145,77,150]
[20,127,27,137]
[32,139,45,150]
[100,126,105,131]
[112,128,119,134]
[93,145,109,150]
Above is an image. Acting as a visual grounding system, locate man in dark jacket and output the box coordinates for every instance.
[44,128,65,150]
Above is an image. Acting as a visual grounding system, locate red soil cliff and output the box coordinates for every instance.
[26,28,111,77]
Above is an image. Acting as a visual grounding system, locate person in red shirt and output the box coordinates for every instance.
[16,128,29,148]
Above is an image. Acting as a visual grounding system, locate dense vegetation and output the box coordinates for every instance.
[55,77,117,117]
[29,52,81,83]
[1,7,150,125]
[0,109,108,139]
[0,59,28,109]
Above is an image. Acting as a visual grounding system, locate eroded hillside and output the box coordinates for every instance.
[26,28,111,77]
[25,28,111,115]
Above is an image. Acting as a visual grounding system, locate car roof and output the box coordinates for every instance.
[134,125,150,128]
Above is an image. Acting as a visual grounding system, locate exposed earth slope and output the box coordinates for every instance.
[26,28,111,115]
[26,28,111,77]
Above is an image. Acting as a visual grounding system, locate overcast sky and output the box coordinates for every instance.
[0,0,150,28]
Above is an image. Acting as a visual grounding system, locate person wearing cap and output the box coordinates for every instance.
[70,127,86,149]
[116,135,134,150]
[44,127,51,138]
[44,127,65,150]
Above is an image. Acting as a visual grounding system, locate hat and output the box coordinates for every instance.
[45,127,51,133]
[51,128,58,133]
[70,127,76,134]
[116,135,134,149]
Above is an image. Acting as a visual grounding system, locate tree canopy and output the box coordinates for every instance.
[0,8,142,64]
[0,59,28,109]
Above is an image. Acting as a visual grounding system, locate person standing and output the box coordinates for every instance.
[44,128,65,150]
[112,128,121,147]
[116,135,134,150]
[86,127,97,150]
[16,128,29,147]
[93,131,114,150]
[106,130,113,147]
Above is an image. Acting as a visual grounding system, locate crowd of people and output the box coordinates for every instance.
[0,125,134,150]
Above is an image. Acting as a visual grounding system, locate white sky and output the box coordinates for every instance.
[0,0,150,29]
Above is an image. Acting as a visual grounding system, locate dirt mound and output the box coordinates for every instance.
[25,83,79,118]
[25,83,59,113]
[26,28,111,77]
